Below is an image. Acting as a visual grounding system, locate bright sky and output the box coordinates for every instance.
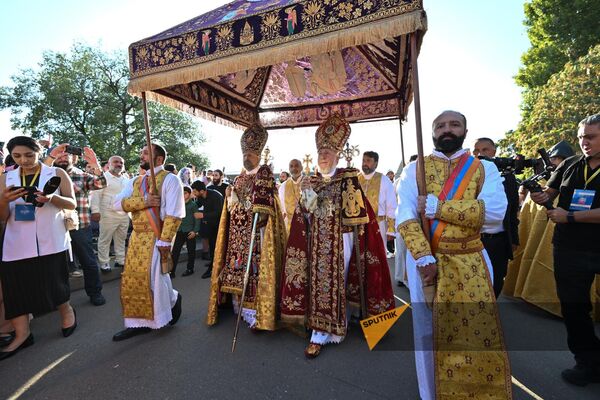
[0,0,530,174]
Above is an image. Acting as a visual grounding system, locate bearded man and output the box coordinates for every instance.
[90,156,130,273]
[280,114,395,358]
[207,125,286,331]
[396,110,511,399]
[111,144,184,341]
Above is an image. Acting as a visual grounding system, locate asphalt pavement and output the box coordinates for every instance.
[0,257,599,400]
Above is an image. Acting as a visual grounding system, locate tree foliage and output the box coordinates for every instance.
[515,0,600,90]
[499,44,600,156]
[0,43,208,171]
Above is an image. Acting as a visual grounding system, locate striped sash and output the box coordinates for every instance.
[141,175,163,238]
[430,154,480,252]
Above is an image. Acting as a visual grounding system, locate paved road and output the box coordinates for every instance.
[1,258,599,400]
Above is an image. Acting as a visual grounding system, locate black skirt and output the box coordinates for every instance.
[0,250,71,320]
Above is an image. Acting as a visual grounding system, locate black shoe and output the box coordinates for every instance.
[561,364,600,386]
[90,293,106,306]
[0,333,34,361]
[201,269,212,279]
[0,331,15,348]
[169,293,182,326]
[397,281,405,287]
[182,269,194,277]
[62,309,77,337]
[169,272,176,279]
[114,262,124,268]
[112,327,152,342]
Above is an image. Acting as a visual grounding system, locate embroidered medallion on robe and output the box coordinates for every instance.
[206,165,286,331]
[398,155,512,400]
[280,168,395,336]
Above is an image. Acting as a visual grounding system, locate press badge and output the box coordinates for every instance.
[570,189,596,211]
[15,204,36,221]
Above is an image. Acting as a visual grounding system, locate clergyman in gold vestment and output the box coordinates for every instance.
[112,144,185,341]
[396,111,512,399]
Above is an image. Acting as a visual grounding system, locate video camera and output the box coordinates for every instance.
[478,153,545,175]
[519,149,556,209]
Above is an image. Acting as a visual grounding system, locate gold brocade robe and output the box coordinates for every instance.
[120,170,181,320]
[398,155,512,400]
[282,177,301,232]
[503,196,600,321]
[206,165,287,331]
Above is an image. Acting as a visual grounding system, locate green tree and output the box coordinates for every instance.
[498,44,600,156]
[0,43,208,171]
[515,0,600,90]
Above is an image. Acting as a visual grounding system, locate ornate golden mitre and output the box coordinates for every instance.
[315,113,351,153]
[240,124,268,155]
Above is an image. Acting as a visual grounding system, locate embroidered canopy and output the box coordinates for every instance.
[128,0,427,129]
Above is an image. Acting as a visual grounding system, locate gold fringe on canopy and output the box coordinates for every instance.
[128,10,427,96]
[144,91,247,130]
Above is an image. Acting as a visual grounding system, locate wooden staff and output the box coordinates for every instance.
[232,212,260,353]
[410,32,429,240]
[141,92,157,194]
[398,119,406,168]
[411,32,436,309]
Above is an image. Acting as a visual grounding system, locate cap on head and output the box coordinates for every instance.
[548,140,575,159]
[240,124,268,155]
[316,113,351,153]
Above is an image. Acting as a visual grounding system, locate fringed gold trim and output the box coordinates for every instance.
[128,11,427,95]
[144,92,246,130]
[252,204,275,217]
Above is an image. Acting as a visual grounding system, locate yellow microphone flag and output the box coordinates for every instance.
[360,304,409,350]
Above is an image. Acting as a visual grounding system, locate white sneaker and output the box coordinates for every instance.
[100,263,112,273]
[70,270,83,278]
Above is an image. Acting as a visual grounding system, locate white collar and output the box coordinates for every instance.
[431,148,468,161]
[361,171,376,179]
[290,175,303,184]
[145,165,165,176]
[322,168,337,178]
[245,165,260,175]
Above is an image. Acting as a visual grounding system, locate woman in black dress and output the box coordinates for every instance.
[0,136,77,361]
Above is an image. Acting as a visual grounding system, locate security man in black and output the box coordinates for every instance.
[531,113,600,387]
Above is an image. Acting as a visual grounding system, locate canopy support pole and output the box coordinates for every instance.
[398,118,406,168]
[409,32,429,240]
[141,92,157,193]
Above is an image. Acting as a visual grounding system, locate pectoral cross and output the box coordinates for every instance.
[339,142,360,168]
[303,154,313,175]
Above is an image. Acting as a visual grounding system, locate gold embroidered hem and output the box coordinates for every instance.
[434,251,512,399]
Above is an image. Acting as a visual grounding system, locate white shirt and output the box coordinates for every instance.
[90,171,130,217]
[395,149,507,266]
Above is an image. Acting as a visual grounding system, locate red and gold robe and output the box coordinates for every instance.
[280,168,395,336]
[206,165,286,331]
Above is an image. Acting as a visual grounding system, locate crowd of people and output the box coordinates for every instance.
[0,110,598,398]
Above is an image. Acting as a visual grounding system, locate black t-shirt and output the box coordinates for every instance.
[547,155,600,253]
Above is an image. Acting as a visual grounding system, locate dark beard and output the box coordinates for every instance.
[212,178,221,185]
[433,133,466,154]
[140,161,150,170]
[55,162,70,171]
[362,166,375,175]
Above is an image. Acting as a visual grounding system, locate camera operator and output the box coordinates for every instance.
[473,138,519,298]
[530,114,600,386]
[45,144,108,306]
